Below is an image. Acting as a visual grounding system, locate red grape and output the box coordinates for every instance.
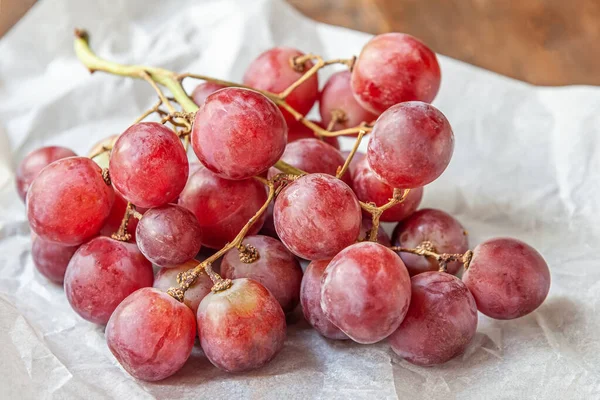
[16,146,77,202]
[300,260,348,340]
[462,238,550,320]
[320,70,378,129]
[351,33,441,114]
[288,120,340,149]
[110,122,188,208]
[243,47,319,126]
[191,82,226,106]
[353,157,423,222]
[99,189,141,242]
[178,165,267,249]
[106,287,196,381]
[389,271,478,365]
[221,235,303,313]
[321,241,411,343]
[136,204,202,267]
[359,218,391,246]
[27,157,114,246]
[274,173,361,260]
[367,101,454,188]
[31,236,78,284]
[392,208,469,276]
[198,278,286,372]
[153,259,212,315]
[191,88,287,180]
[340,150,365,181]
[64,237,154,324]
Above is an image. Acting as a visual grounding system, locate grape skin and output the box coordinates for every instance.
[367,101,454,189]
[351,33,441,114]
[31,236,78,284]
[287,120,340,149]
[106,287,196,381]
[191,82,226,106]
[462,238,550,320]
[221,235,303,313]
[153,260,213,315]
[64,236,154,325]
[359,218,391,246]
[389,271,478,366]
[27,157,114,246]
[321,242,411,343]
[198,278,286,372]
[274,173,362,260]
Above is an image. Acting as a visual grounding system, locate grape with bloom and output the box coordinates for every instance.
[31,236,78,284]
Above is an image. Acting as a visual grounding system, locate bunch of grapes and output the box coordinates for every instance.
[17,30,551,382]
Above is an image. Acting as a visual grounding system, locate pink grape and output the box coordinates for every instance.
[351,33,441,114]
[99,190,141,242]
[320,70,378,129]
[359,218,391,246]
[198,278,286,372]
[389,271,478,366]
[288,120,340,149]
[153,259,213,315]
[321,241,411,343]
[221,235,303,313]
[64,237,154,324]
[27,157,114,246]
[16,146,77,202]
[243,47,319,126]
[367,101,454,188]
[274,173,361,260]
[178,165,267,249]
[353,157,423,222]
[191,88,287,180]
[31,236,78,284]
[340,150,365,181]
[392,208,469,276]
[136,204,202,267]
[300,260,348,340]
[106,287,196,381]
[191,82,226,106]
[462,238,550,320]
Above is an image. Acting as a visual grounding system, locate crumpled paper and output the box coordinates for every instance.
[1,0,600,398]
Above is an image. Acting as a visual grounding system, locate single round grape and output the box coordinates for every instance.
[221,235,303,313]
[31,236,78,284]
[64,237,154,324]
[110,122,188,208]
[99,189,141,242]
[300,260,348,340]
[340,150,365,181]
[463,238,550,320]
[16,146,77,202]
[191,82,226,106]
[198,278,286,372]
[243,47,319,126]
[351,33,441,114]
[178,165,267,249]
[359,218,391,246]
[136,204,202,267]
[27,157,114,246]
[153,259,212,315]
[353,157,423,222]
[288,120,340,149]
[367,101,454,188]
[191,88,287,180]
[389,271,478,366]
[320,70,378,129]
[274,173,361,260]
[321,242,411,343]
[392,208,469,276]
[106,287,196,381]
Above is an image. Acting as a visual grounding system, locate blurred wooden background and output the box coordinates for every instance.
[2,0,599,85]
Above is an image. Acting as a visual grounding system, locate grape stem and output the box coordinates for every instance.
[111,202,136,242]
[336,130,365,179]
[390,241,474,272]
[361,189,411,241]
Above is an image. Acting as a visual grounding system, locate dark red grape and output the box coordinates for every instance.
[153,259,212,315]
[288,120,340,149]
[463,238,550,320]
[191,88,287,180]
[27,157,114,246]
[64,237,154,324]
[191,82,226,106]
[31,236,78,284]
[274,173,361,260]
[16,146,77,202]
[198,278,286,372]
[392,208,469,276]
[321,241,411,343]
[300,260,348,340]
[367,101,454,188]
[389,271,478,365]
[106,287,196,381]
[359,218,391,246]
[351,33,441,114]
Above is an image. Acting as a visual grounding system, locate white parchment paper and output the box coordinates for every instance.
[1,0,600,398]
